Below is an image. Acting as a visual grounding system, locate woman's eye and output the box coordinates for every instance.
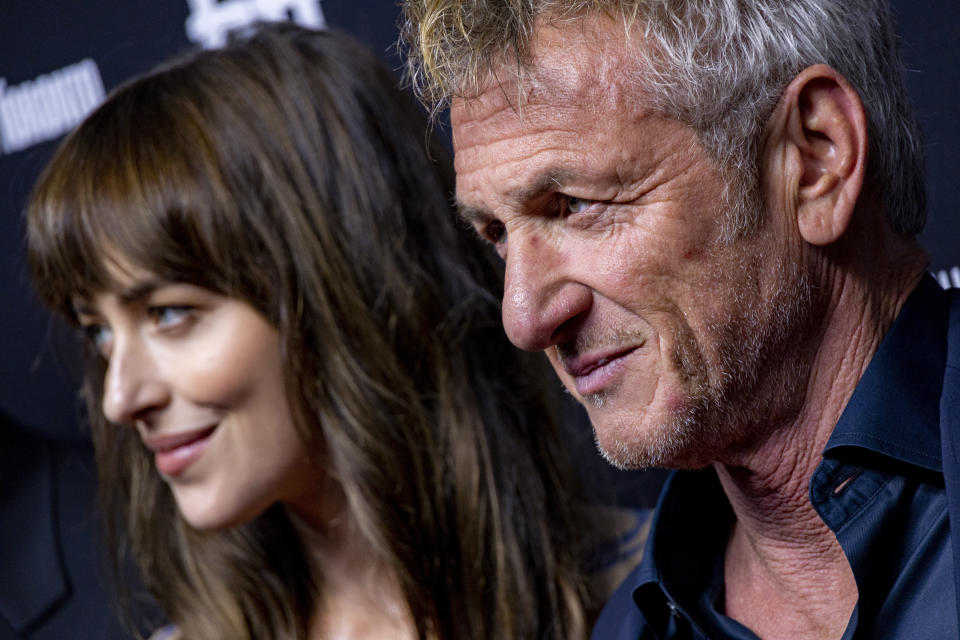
[148,306,193,329]
[81,323,112,356]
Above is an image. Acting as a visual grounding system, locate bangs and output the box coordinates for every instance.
[27,71,239,318]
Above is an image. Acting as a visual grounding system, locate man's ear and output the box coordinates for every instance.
[766,64,868,246]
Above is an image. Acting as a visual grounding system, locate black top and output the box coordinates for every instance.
[0,413,159,639]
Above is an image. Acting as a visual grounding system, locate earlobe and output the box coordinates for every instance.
[774,65,868,246]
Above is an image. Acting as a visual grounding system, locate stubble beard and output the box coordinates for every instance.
[595,241,817,471]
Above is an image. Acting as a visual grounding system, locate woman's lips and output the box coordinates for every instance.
[145,426,217,477]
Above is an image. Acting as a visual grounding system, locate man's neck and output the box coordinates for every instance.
[713,243,926,639]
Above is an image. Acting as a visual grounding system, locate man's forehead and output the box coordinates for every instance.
[450,90,588,203]
[525,12,639,86]
[450,12,645,140]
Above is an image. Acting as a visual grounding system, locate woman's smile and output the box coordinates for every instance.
[143,424,219,476]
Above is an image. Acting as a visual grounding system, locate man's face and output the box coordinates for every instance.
[452,17,813,469]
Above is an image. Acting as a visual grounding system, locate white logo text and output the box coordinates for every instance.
[185,0,326,48]
[0,59,105,155]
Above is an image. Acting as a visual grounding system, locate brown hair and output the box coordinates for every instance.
[28,23,594,639]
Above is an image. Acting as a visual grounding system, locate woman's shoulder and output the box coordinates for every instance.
[149,624,181,640]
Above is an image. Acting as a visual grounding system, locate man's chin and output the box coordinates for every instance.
[595,441,716,471]
[590,406,720,471]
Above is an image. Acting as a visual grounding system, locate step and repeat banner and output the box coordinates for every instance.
[1,0,958,440]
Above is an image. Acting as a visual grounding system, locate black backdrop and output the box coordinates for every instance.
[1,0,958,442]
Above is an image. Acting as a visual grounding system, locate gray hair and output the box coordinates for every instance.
[400,0,926,235]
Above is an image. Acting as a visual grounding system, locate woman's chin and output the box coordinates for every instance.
[172,492,266,532]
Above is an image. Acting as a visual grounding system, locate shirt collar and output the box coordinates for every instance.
[824,275,950,472]
[625,469,732,636]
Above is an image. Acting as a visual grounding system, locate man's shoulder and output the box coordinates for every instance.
[587,469,730,640]
[947,285,960,359]
[585,492,664,639]
[590,558,654,640]
[944,284,960,409]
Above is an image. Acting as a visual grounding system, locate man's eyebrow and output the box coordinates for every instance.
[455,167,575,225]
[455,200,492,226]
[506,168,574,208]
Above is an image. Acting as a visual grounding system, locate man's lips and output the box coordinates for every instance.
[560,344,642,377]
[559,344,643,397]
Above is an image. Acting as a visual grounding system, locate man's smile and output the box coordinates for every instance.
[558,342,645,397]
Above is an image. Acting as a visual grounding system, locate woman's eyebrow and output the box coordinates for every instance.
[70,278,168,315]
[71,298,97,317]
[117,279,166,304]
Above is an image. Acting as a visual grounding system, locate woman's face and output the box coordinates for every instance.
[74,260,325,530]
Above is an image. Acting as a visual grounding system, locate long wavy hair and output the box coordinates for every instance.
[28,23,594,640]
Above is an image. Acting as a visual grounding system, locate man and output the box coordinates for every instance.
[400,1,960,638]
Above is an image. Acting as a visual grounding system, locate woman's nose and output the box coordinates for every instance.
[101,335,169,426]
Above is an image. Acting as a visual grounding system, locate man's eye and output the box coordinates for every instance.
[563,195,590,215]
[482,220,507,245]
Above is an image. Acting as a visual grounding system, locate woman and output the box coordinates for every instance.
[26,23,622,640]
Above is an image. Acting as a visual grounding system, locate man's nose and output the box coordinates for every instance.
[101,335,168,427]
[501,231,591,352]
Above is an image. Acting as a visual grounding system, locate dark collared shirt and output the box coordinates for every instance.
[592,277,956,639]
